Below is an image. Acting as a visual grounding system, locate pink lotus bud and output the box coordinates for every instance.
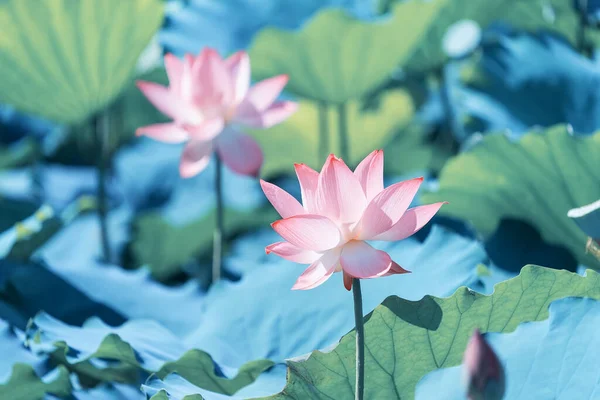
[462,329,505,400]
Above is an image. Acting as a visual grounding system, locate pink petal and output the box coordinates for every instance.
[234,101,297,128]
[373,202,447,241]
[180,54,194,100]
[357,177,424,239]
[294,163,319,213]
[260,180,305,218]
[224,51,250,103]
[164,53,183,95]
[272,215,341,252]
[382,261,411,277]
[315,155,367,223]
[179,140,213,178]
[184,118,224,141]
[340,241,392,278]
[137,81,196,122]
[291,248,341,290]
[191,48,233,108]
[135,123,188,143]
[241,74,289,111]
[215,128,263,177]
[265,241,320,264]
[354,150,384,202]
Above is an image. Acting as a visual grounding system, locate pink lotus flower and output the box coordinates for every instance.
[261,150,446,290]
[136,48,297,178]
[462,329,506,400]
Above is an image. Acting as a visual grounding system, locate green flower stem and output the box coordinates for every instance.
[94,110,112,264]
[352,278,365,400]
[211,154,224,285]
[338,102,364,399]
[337,102,350,161]
[318,101,330,162]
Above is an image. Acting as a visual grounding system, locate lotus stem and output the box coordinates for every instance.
[318,101,330,162]
[352,278,365,400]
[337,102,350,161]
[94,110,112,264]
[212,153,224,285]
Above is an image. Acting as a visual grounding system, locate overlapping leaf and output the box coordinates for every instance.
[263,266,600,399]
[249,1,444,102]
[25,313,273,395]
[0,364,71,400]
[416,297,600,399]
[422,125,600,269]
[0,0,164,124]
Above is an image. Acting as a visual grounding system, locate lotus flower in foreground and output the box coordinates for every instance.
[136,48,297,177]
[261,150,446,290]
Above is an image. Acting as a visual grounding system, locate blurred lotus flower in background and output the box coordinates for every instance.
[261,150,446,290]
[136,48,297,177]
[463,329,506,400]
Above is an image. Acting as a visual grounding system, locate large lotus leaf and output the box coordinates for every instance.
[0,364,71,400]
[37,257,205,338]
[184,225,493,368]
[471,31,600,135]
[159,0,373,57]
[405,0,595,72]
[261,266,600,399]
[422,125,600,269]
[0,0,164,124]
[35,204,204,337]
[250,89,417,177]
[0,260,125,330]
[134,225,495,400]
[25,312,273,395]
[248,1,445,103]
[416,297,600,399]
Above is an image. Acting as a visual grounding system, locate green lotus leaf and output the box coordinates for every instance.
[0,0,164,124]
[248,1,445,103]
[422,125,600,269]
[26,314,273,395]
[263,265,600,399]
[0,364,71,400]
